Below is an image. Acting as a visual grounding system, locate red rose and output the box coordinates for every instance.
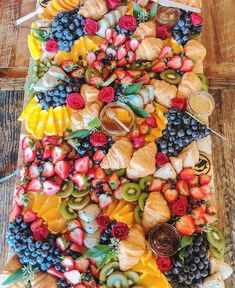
[84,19,99,34]
[172,196,188,216]
[119,15,137,31]
[98,87,115,103]
[90,131,108,147]
[171,97,187,110]
[156,25,170,40]
[157,257,172,272]
[95,215,110,230]
[31,218,49,241]
[190,13,203,26]
[66,93,85,110]
[45,39,59,52]
[156,152,169,168]
[111,222,129,240]
[107,0,122,9]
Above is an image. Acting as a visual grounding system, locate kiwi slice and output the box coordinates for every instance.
[106,272,128,288]
[72,189,89,198]
[139,176,153,191]
[60,201,77,220]
[105,168,126,177]
[206,225,225,251]
[100,262,120,283]
[85,67,101,82]
[209,244,225,260]
[197,73,209,92]
[124,271,140,285]
[56,181,74,198]
[138,193,149,211]
[160,69,181,84]
[134,206,142,224]
[68,195,90,210]
[121,183,141,202]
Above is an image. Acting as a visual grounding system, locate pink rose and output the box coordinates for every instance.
[107,0,122,9]
[45,39,59,52]
[119,15,137,31]
[156,25,170,40]
[84,19,99,34]
[190,13,203,26]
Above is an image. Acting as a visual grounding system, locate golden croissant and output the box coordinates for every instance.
[100,138,133,170]
[118,224,146,271]
[79,0,108,20]
[132,21,156,40]
[142,193,171,232]
[185,39,206,62]
[173,0,202,9]
[126,142,157,179]
[150,79,177,108]
[80,84,100,105]
[177,72,202,98]
[136,37,164,61]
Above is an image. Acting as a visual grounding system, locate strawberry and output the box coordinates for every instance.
[99,43,108,52]
[93,150,105,162]
[30,217,43,231]
[87,168,95,179]
[51,146,67,164]
[136,74,150,84]
[206,204,217,215]
[164,189,178,203]
[75,285,86,288]
[93,61,104,73]
[152,61,166,73]
[187,176,199,187]
[121,75,133,84]
[9,203,23,219]
[199,174,211,185]
[90,190,99,203]
[54,174,64,185]
[42,136,59,147]
[71,67,85,79]
[203,194,213,204]
[74,258,89,273]
[116,46,127,60]
[194,217,206,226]
[180,59,193,72]
[200,184,212,195]
[68,228,84,246]
[99,194,112,209]
[179,167,195,180]
[64,270,81,285]
[106,47,116,57]
[61,60,77,73]
[145,115,158,128]
[105,29,114,41]
[129,39,139,51]
[23,209,37,222]
[42,162,55,178]
[176,215,195,236]
[113,34,126,46]
[167,55,182,69]
[96,52,106,62]
[117,59,128,67]
[61,256,75,271]
[42,145,52,160]
[129,128,140,139]
[149,178,163,191]
[48,267,64,279]
[139,123,150,135]
[27,179,42,192]
[70,244,85,253]
[204,213,217,225]
[171,97,187,110]
[82,280,97,287]
[162,182,171,192]
[190,186,205,200]
[158,46,173,59]
[108,173,120,190]
[31,218,49,240]
[55,160,70,180]
[23,147,36,164]
[132,136,145,148]
[176,180,190,196]
[75,156,91,174]
[43,180,60,195]
[191,206,205,220]
[56,236,70,252]
[115,68,127,80]
[22,136,34,150]
[67,219,82,231]
[103,183,112,193]
[90,264,99,277]
[127,51,136,63]
[28,164,40,179]
[71,174,88,190]
[94,167,106,180]
[86,52,96,66]
[127,70,142,80]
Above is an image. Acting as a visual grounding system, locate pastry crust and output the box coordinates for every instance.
[136,37,164,61]
[80,84,100,105]
[100,138,133,170]
[79,0,108,20]
[132,21,157,40]
[126,142,157,179]
[173,0,202,9]
[185,39,207,62]
[177,72,202,99]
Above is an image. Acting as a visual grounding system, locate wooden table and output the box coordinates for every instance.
[0,0,234,287]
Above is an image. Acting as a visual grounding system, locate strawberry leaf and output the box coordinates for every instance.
[124,82,143,95]
[2,268,24,286]
[178,236,193,251]
[126,102,150,118]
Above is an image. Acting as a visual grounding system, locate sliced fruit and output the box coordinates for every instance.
[138,193,149,211]
[41,207,61,220]
[176,180,190,196]
[56,181,74,198]
[106,272,128,288]
[121,183,141,202]
[72,189,89,198]
[44,107,57,136]
[25,104,42,135]
[55,160,70,180]
[68,227,84,246]
[68,196,90,210]
[53,106,64,136]
[47,218,67,233]
[60,201,77,220]
[139,176,153,191]
[206,225,225,253]
[179,167,195,180]
[62,105,71,129]
[37,195,61,216]
[124,271,139,285]
[28,35,42,60]
[18,97,38,121]
[34,109,49,139]
[160,69,181,84]
[100,262,120,283]
[134,206,142,225]
[176,215,195,236]
[164,189,178,203]
[31,193,48,213]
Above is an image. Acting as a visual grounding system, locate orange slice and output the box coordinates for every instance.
[62,105,71,130]
[57,0,74,10]
[44,107,57,136]
[46,2,59,16]
[37,195,61,216]
[41,208,62,220]
[32,193,48,213]
[34,110,49,139]
[53,106,64,136]
[18,97,38,121]
[47,218,67,234]
[25,104,42,135]
[64,0,79,8]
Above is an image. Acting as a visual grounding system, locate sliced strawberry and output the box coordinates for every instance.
[127,51,136,63]
[42,136,59,147]
[204,213,217,225]
[190,186,205,200]
[61,60,77,73]
[158,46,173,59]
[171,97,187,110]
[117,59,128,67]
[90,264,99,277]
[200,184,212,195]
[180,167,195,180]
[94,167,106,180]
[136,74,150,84]
[187,176,199,187]
[9,203,23,219]
[127,70,142,80]
[86,52,96,66]
[54,174,64,185]
[75,156,91,174]
[206,204,217,215]
[61,256,75,271]
[48,267,64,279]
[132,136,145,148]
[64,270,81,285]
[113,34,126,46]
[93,61,104,74]
[55,160,70,180]
[129,39,139,51]
[70,243,85,253]
[139,123,150,135]
[167,55,182,69]
[43,180,60,195]
[192,206,205,220]
[121,75,133,84]
[22,136,34,150]
[74,258,89,273]
[23,209,37,222]
[152,61,166,73]
[105,29,114,41]
[149,178,163,192]
[96,52,106,62]
[99,194,112,209]
[115,68,127,80]
[42,145,52,160]
[176,215,195,236]
[75,285,86,288]
[30,217,43,231]
[145,116,158,128]
[31,218,49,240]
[23,147,36,164]
[162,182,171,192]
[180,59,193,72]
[164,189,178,203]
[27,179,42,192]
[51,146,67,164]
[42,162,55,178]
[82,280,97,287]
[71,67,85,79]
[176,180,190,196]
[108,173,120,190]
[67,219,82,231]
[28,164,40,179]
[129,128,140,139]
[116,46,127,61]
[68,228,84,246]
[71,173,88,190]
[199,174,211,185]
[93,150,105,162]
[56,236,70,252]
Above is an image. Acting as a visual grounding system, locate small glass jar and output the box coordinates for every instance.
[100,102,135,137]
[148,223,180,257]
[187,91,215,117]
[156,5,181,30]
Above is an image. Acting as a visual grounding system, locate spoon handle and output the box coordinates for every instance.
[113,116,130,132]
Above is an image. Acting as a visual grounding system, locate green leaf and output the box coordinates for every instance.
[33,35,47,43]
[133,3,144,19]
[88,118,102,130]
[85,245,111,258]
[65,129,91,140]
[124,82,143,95]
[32,28,46,38]
[178,249,185,262]
[179,236,193,250]
[127,102,151,118]
[149,3,159,19]
[2,268,24,286]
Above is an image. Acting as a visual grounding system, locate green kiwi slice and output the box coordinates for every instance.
[72,189,89,198]
[138,193,149,211]
[139,176,153,191]
[121,183,141,202]
[209,244,225,260]
[106,272,128,288]
[105,168,126,177]
[124,271,140,285]
[60,201,77,220]
[100,262,120,283]
[134,206,142,225]
[160,69,181,84]
[68,195,90,210]
[206,225,225,251]
[56,181,74,198]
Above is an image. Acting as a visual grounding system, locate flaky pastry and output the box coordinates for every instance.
[136,37,164,61]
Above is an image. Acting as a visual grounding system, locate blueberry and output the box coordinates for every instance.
[54,248,60,255]
[40,263,47,271]
[66,33,73,41]
[41,251,48,258]
[69,23,76,31]
[197,261,204,270]
[51,20,59,28]
[73,18,80,27]
[183,266,190,273]
[56,25,64,32]
[188,271,195,280]
[190,263,197,272]
[178,20,185,27]
[82,141,90,149]
[16,216,23,224]
[201,269,209,278]
[37,249,43,255]
[55,32,63,39]
[182,28,190,35]
[32,251,38,258]
[77,147,86,156]
[59,91,67,98]
[75,28,83,37]
[42,243,50,250]
[66,86,73,93]
[61,17,69,24]
[48,90,54,97]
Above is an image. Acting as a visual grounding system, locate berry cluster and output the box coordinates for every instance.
[100,220,117,244]
[157,109,210,156]
[173,12,191,45]
[49,8,85,52]
[115,25,134,38]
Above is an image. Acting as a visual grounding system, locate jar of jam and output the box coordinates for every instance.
[148,223,180,257]
[156,5,181,31]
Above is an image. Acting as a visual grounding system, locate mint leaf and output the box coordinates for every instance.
[2,268,24,286]
[124,82,143,95]
[127,102,150,118]
[88,118,102,130]
[179,236,193,250]
[178,249,185,262]
[65,129,91,140]
[133,3,144,19]
[149,3,158,19]
[84,245,114,269]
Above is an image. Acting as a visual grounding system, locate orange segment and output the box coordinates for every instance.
[45,107,57,136]
[32,193,49,213]
[34,110,49,139]
[47,218,68,234]
[46,2,59,17]
[57,0,74,10]
[37,195,61,216]
[53,106,64,136]
[25,104,42,135]
[41,208,62,220]
[62,105,71,130]
[19,97,38,121]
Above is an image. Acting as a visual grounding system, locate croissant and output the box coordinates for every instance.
[132,21,156,40]
[196,135,212,155]
[100,138,133,170]
[126,142,157,179]
[185,39,206,62]
[96,6,128,37]
[80,84,100,105]
[173,0,202,9]
[150,79,177,108]
[79,0,108,20]
[154,163,177,180]
[136,37,164,61]
[142,192,171,232]
[178,141,199,168]
[118,224,146,271]
[177,72,202,98]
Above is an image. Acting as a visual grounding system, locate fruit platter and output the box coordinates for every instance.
[0,0,233,287]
